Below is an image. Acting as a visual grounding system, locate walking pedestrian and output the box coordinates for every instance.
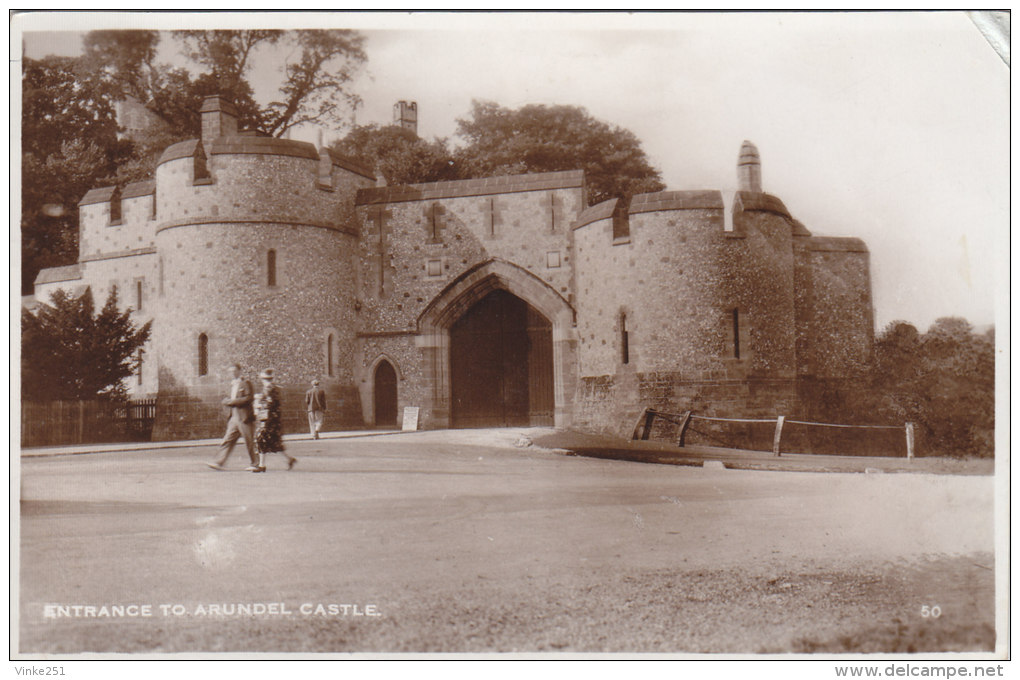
[207,363,260,472]
[254,369,296,471]
[305,379,327,439]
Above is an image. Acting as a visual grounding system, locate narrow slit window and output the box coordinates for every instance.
[327,334,335,377]
[109,189,122,225]
[136,280,143,312]
[430,203,440,241]
[193,144,210,183]
[549,192,556,232]
[621,312,630,365]
[267,249,277,287]
[198,334,209,376]
[612,196,631,242]
[732,308,740,359]
[137,349,144,386]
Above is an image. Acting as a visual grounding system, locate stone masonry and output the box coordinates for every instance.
[32,98,873,439]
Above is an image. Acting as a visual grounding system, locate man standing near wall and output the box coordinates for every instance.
[305,379,327,439]
[208,363,261,472]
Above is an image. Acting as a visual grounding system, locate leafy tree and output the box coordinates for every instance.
[177,29,366,137]
[80,30,161,104]
[22,139,116,285]
[22,55,121,160]
[263,30,366,136]
[454,100,666,205]
[21,29,368,293]
[21,55,132,293]
[330,124,458,185]
[22,286,152,402]
[865,318,994,457]
[803,317,994,458]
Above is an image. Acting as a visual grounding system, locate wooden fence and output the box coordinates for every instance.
[21,398,157,448]
[633,407,915,458]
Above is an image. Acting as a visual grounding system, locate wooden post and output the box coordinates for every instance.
[772,415,785,457]
[631,409,648,440]
[675,411,693,448]
[905,422,915,460]
[641,409,657,441]
[632,408,656,441]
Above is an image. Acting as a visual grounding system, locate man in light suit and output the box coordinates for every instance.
[305,378,327,439]
[207,363,262,472]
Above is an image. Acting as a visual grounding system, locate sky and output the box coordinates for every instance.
[15,11,1010,333]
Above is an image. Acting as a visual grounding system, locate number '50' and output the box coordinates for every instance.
[921,605,942,618]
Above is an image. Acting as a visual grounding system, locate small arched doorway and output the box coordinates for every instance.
[450,289,553,428]
[373,360,398,426]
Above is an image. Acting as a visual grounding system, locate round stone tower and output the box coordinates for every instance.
[151,96,374,439]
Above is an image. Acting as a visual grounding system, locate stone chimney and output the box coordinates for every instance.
[200,95,238,141]
[737,140,762,193]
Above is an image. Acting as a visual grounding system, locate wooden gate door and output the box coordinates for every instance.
[450,290,553,428]
[374,360,398,426]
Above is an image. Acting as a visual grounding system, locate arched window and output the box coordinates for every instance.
[327,333,334,377]
[267,249,277,287]
[198,333,209,376]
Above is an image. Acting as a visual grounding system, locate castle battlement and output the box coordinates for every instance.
[32,94,875,441]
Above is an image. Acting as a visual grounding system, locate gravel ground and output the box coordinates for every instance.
[22,554,994,654]
[17,428,999,656]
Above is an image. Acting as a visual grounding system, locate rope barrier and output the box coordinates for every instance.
[651,409,903,430]
[783,420,904,430]
[688,415,777,424]
[641,407,914,458]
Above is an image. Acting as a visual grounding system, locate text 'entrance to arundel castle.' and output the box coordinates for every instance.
[450,289,554,428]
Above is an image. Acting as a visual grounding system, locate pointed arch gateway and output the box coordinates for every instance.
[417,258,577,429]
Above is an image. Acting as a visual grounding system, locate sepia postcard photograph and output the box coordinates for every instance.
[9,9,1010,674]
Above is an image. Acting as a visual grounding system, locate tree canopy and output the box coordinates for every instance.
[454,100,665,205]
[872,318,994,457]
[22,286,152,402]
[20,29,367,294]
[334,100,666,206]
[330,124,458,186]
[811,317,995,458]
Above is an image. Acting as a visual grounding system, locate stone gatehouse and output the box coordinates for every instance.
[32,95,874,439]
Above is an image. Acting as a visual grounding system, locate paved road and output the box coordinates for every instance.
[17,429,997,654]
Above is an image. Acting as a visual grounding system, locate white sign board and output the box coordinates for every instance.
[401,407,420,431]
